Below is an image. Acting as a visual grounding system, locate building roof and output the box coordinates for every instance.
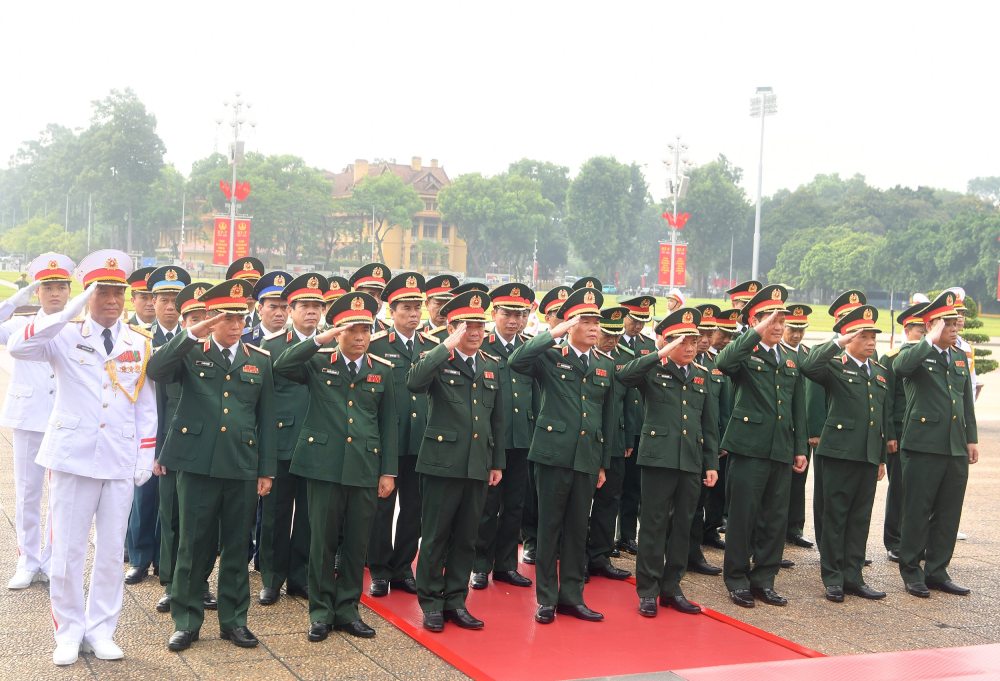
[327,157,451,198]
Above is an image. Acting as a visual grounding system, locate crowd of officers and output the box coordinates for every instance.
[2,249,980,666]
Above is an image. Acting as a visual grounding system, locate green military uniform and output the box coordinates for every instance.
[275,310,397,628]
[621,309,719,602]
[715,285,807,597]
[688,347,725,565]
[894,292,977,589]
[149,283,276,638]
[408,294,504,617]
[509,287,616,613]
[705,308,740,539]
[800,309,891,592]
[617,329,655,550]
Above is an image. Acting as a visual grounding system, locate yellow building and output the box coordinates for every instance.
[327,157,468,275]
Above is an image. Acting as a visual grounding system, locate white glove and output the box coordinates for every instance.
[0,280,41,322]
[134,469,153,486]
[58,285,96,323]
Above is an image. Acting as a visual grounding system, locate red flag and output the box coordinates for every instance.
[661,212,690,230]
[235,181,251,201]
[219,180,232,200]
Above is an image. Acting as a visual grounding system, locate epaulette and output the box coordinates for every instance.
[262,328,286,341]
[618,344,635,357]
[692,361,707,372]
[429,325,447,336]
[130,324,153,338]
[419,331,441,344]
[318,347,336,354]
[872,359,886,370]
[593,348,613,360]
[247,344,270,356]
[479,349,500,362]
[521,331,535,339]
[369,353,393,367]
[370,330,389,341]
[70,316,86,323]
[884,346,901,358]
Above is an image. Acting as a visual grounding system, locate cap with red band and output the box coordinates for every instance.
[324,276,350,303]
[350,262,391,291]
[441,290,492,323]
[201,279,252,313]
[556,287,604,320]
[539,286,571,316]
[424,275,457,300]
[28,252,75,283]
[715,308,741,332]
[75,249,132,288]
[833,304,881,335]
[896,302,928,327]
[655,307,702,338]
[726,280,762,304]
[784,303,813,329]
[827,290,866,320]
[227,257,265,283]
[326,291,379,327]
[384,272,426,305]
[177,282,211,315]
[921,291,960,324]
[695,304,721,330]
[489,282,534,309]
[620,295,655,322]
[282,272,329,304]
[740,284,788,324]
[127,266,155,291]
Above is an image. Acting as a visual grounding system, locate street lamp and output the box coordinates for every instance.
[219,93,255,263]
[749,86,777,280]
[664,137,691,291]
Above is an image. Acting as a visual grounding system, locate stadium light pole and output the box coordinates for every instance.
[749,86,777,280]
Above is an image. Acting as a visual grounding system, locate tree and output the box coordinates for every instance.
[508,159,570,276]
[0,218,87,260]
[334,173,422,265]
[967,176,1000,206]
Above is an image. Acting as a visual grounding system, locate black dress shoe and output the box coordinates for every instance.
[589,563,631,580]
[616,539,638,555]
[825,585,844,603]
[156,594,171,613]
[660,594,701,614]
[927,580,971,596]
[864,558,873,566]
[335,619,377,638]
[610,547,621,558]
[688,559,722,576]
[493,570,532,587]
[308,622,331,642]
[444,608,484,629]
[906,582,931,598]
[390,577,418,594]
[729,589,755,608]
[168,630,199,651]
[124,566,148,585]
[220,625,259,648]
[202,591,218,610]
[780,558,795,569]
[751,587,788,606]
[522,549,536,565]
[556,603,604,621]
[703,534,726,550]
[887,549,900,563]
[638,597,658,617]
[845,583,886,600]
[258,587,280,605]
[286,583,309,599]
[470,572,488,590]
[423,611,444,632]
[369,578,389,597]
[534,604,555,624]
[788,535,815,549]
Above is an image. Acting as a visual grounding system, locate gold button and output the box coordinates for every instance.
[472,382,477,388]
[869,394,874,399]
[278,422,284,428]
[374,449,379,454]
[221,426,227,432]
[837,424,843,430]
[634,399,639,404]
[412,412,417,417]
[308,436,314,443]
[512,378,517,383]
[224,391,229,397]
[777,400,782,405]
[743,416,749,422]
[181,427,188,434]
[347,437,352,443]
[953,415,957,421]
[348,401,354,407]
[582,396,586,401]
[547,426,553,432]
[682,386,687,391]
[225,375,231,381]
[326,380,332,385]
[560,374,565,379]
[513,392,518,397]
[348,418,354,424]
[473,399,477,404]
[580,430,586,436]
[650,430,656,436]
[514,408,519,413]
[920,417,926,423]
[582,378,587,383]
[682,429,687,435]
[350,383,355,389]
[223,408,229,414]
[473,433,479,439]
[474,416,479,421]
[683,414,688,420]
[412,395,417,400]
[682,400,687,405]
[199,372,205,377]
[437,435,444,442]
[449,379,455,385]
[249,440,254,446]
[870,421,875,426]
[777,415,782,420]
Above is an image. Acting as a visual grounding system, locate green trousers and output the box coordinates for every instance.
[817,456,878,588]
[636,467,701,598]
[787,450,811,538]
[172,472,257,632]
[899,450,968,585]
[475,448,530,574]
[259,458,310,591]
[416,475,488,612]
[157,469,215,596]
[534,464,598,606]
[883,446,903,553]
[812,453,825,544]
[586,456,626,570]
[306,479,376,625]
[723,454,790,592]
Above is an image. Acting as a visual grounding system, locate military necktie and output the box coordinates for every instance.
[348,360,358,379]
[774,348,781,365]
[466,356,476,375]
[628,336,636,352]
[939,350,949,368]
[102,328,114,355]
[222,347,232,369]
[580,352,589,371]
[405,339,413,355]
[165,331,174,342]
[863,362,871,378]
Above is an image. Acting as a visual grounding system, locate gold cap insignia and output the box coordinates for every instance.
[682,311,694,324]
[330,281,341,290]
[243,261,253,271]
[274,274,286,287]
[165,269,178,281]
[351,296,365,310]
[194,286,206,298]
[230,284,244,298]
[585,280,595,288]
[470,295,483,309]
[772,288,782,301]
[863,308,873,320]
[583,291,596,304]
[372,266,384,279]
[704,308,715,318]
[611,310,622,320]
[641,298,652,308]
[48,259,58,269]
[406,275,417,289]
[510,287,521,298]
[849,292,860,304]
[793,307,803,316]
[946,294,955,306]
[307,276,319,289]
[144,272,151,281]
[558,289,569,300]
[106,257,118,269]
[748,283,758,293]
[442,278,451,287]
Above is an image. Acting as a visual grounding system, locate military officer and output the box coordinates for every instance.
[724,280,762,335]
[227,256,266,330]
[801,305,892,602]
[572,276,602,291]
[126,266,156,328]
[665,288,685,311]
[154,282,219,615]
[472,283,538,589]
[509,287,616,624]
[149,279,276,652]
[421,274,457,333]
[883,301,928,562]
[350,262,392,332]
[368,272,435,598]
[9,250,157,665]
[242,270,292,345]
[950,288,981,399]
[275,291,397,641]
[537,286,572,335]
[620,308,720,616]
[257,273,328,605]
[408,290,504,632]
[423,282,487,341]
[584,306,633,581]
[126,265,192,586]
[716,284,807,608]
[1,253,73,589]
[894,291,977,598]
[705,308,739,539]
[616,295,657,556]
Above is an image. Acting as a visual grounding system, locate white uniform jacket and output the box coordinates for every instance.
[0,312,58,432]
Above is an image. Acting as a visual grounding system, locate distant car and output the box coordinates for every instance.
[602,284,617,294]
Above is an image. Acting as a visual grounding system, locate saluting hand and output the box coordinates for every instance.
[927,318,948,348]
[443,322,467,350]
[315,323,350,346]
[187,312,228,340]
[836,330,861,348]
[656,335,685,359]
[752,310,781,338]
[549,316,579,339]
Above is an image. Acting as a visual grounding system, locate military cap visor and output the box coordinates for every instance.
[655,307,702,338]
[833,304,881,334]
[715,309,741,332]
[740,284,789,324]
[490,282,535,309]
[599,306,628,335]
[897,302,928,327]
[556,287,603,320]
[226,257,265,282]
[327,291,379,326]
[202,279,252,313]
[384,272,426,304]
[828,290,866,319]
[442,290,491,323]
[284,273,329,304]
[254,271,292,300]
[620,296,655,320]
[695,304,721,330]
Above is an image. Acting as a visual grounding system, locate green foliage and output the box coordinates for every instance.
[507,159,570,276]
[0,218,88,259]
[335,173,422,265]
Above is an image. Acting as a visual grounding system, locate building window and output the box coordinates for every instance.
[424,199,438,212]
[441,224,450,240]
[423,220,439,239]
[411,222,420,239]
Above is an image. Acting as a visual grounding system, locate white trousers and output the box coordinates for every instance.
[13,429,50,574]
[48,470,133,645]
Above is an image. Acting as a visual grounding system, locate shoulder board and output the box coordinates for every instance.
[370,330,389,341]
[479,349,500,362]
[801,343,810,353]
[872,359,886,370]
[593,348,613,360]
[317,347,335,354]
[618,344,635,357]
[246,344,270,356]
[692,361,707,372]
[430,325,447,335]
[419,331,441,344]
[885,346,901,358]
[130,324,153,338]
[521,331,535,339]
[368,353,393,367]
[70,316,86,323]
[262,328,286,342]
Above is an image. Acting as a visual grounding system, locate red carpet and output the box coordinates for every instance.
[361,560,820,681]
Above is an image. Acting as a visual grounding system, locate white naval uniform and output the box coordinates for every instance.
[0,311,57,577]
[8,313,157,647]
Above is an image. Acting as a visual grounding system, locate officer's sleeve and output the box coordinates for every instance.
[718,375,734,436]
[272,338,319,384]
[701,372,720,471]
[490,373,506,471]
[600,370,615,469]
[146,331,198,383]
[508,329,554,377]
[964,370,978,445]
[792,372,808,457]
[891,340,932,378]
[617,351,660,387]
[799,340,839,386]
[9,287,94,361]
[379,370,399,477]
[715,327,760,378]
[136,350,158,474]
[0,316,25,346]
[407,342,450,393]
[804,379,827,440]
[255,360,277,478]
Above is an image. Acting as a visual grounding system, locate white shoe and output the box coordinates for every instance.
[34,571,49,583]
[7,569,36,590]
[81,638,124,660]
[53,642,80,666]
[957,531,968,541]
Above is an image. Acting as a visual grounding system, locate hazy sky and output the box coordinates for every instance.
[3,2,997,202]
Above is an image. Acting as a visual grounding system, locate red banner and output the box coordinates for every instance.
[212,217,252,266]
[658,243,687,287]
